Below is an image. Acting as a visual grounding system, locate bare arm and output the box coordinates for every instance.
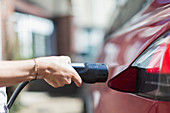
[0,56,82,88]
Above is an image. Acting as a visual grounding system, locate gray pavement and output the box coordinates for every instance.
[15,92,83,113]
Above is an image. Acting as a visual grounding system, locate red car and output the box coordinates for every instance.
[85,0,170,113]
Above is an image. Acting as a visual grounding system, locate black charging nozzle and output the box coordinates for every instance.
[71,63,108,83]
[7,62,108,110]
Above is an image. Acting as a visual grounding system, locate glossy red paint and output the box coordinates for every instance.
[90,0,170,113]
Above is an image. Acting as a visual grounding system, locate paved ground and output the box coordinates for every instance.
[15,92,83,113]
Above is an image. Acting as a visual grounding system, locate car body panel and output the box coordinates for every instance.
[90,0,170,113]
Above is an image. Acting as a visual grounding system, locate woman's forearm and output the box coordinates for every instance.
[0,60,36,87]
[0,56,82,88]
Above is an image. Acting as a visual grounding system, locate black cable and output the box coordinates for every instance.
[7,81,30,110]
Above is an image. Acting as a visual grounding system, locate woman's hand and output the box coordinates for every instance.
[35,56,82,88]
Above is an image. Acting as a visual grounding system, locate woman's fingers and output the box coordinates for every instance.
[69,66,82,87]
[59,59,82,87]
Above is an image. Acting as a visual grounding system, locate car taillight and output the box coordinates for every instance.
[132,31,170,101]
[109,31,170,101]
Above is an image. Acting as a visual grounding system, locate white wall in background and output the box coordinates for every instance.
[72,0,116,29]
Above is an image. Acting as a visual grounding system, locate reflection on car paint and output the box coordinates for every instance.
[92,90,101,108]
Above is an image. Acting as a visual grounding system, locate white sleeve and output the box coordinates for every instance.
[0,87,8,113]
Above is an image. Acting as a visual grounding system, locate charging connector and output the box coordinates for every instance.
[71,63,108,83]
[7,63,108,109]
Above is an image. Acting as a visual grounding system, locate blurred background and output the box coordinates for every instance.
[0,0,146,113]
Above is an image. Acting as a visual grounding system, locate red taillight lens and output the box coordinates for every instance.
[146,35,170,74]
[161,41,170,74]
[133,32,170,100]
[109,31,170,101]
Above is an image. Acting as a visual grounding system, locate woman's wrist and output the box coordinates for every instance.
[33,58,47,79]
